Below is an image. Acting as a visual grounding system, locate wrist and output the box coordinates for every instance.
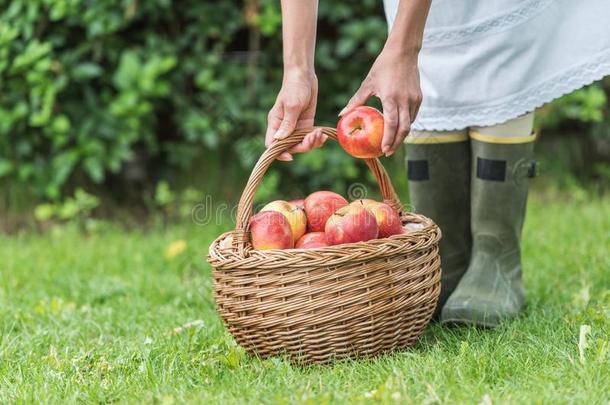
[283,66,316,83]
[380,42,420,63]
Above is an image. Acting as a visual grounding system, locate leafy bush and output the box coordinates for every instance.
[537,80,609,131]
[0,0,390,202]
[0,0,607,204]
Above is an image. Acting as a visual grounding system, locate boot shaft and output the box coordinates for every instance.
[470,132,537,249]
[405,134,472,312]
[405,136,472,258]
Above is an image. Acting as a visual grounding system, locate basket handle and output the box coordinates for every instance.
[234,126,403,252]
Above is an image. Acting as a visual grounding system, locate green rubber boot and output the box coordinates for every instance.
[441,132,537,327]
[405,134,472,317]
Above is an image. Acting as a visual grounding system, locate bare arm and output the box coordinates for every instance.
[265,0,325,161]
[341,0,431,156]
[281,0,317,75]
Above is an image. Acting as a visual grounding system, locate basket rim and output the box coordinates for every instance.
[208,211,441,271]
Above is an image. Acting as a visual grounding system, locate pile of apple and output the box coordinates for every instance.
[250,191,405,250]
[249,105,417,250]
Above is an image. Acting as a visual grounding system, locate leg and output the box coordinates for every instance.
[404,129,472,318]
[442,112,537,327]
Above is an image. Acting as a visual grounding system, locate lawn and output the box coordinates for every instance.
[1,193,609,404]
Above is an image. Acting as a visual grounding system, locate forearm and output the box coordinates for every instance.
[280,0,318,75]
[384,0,431,56]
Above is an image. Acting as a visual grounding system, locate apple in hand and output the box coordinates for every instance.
[337,106,384,158]
[295,232,329,249]
[304,191,349,232]
[262,200,307,241]
[325,205,379,245]
[250,211,294,250]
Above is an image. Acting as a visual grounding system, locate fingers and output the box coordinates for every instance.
[265,105,282,148]
[390,108,411,154]
[277,152,293,161]
[273,103,301,140]
[381,102,398,155]
[265,105,292,161]
[382,89,421,156]
[288,128,326,153]
[266,113,322,160]
[339,83,372,117]
[410,91,422,125]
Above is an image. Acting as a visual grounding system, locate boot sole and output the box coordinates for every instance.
[440,299,521,328]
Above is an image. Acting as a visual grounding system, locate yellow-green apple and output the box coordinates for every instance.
[288,199,305,210]
[262,200,307,241]
[250,211,294,250]
[325,205,379,245]
[304,191,348,232]
[337,106,384,158]
[356,200,402,238]
[295,232,329,249]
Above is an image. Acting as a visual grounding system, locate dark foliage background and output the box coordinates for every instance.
[1,0,608,216]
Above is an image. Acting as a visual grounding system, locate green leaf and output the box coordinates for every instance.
[113,51,141,90]
[155,181,175,207]
[51,151,79,187]
[336,38,356,57]
[51,115,71,134]
[223,347,244,369]
[74,188,100,211]
[11,40,52,72]
[0,159,13,177]
[73,63,103,80]
[83,157,104,183]
[34,204,57,221]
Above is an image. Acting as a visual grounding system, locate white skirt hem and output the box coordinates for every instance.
[412,48,610,131]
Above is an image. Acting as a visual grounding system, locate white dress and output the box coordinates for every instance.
[383,0,610,131]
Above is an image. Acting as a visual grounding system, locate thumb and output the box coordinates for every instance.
[273,104,301,140]
[339,85,372,116]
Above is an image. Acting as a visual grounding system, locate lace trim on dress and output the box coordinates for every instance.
[412,49,610,131]
[423,0,554,48]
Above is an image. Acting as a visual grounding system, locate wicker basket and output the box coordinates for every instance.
[208,127,441,364]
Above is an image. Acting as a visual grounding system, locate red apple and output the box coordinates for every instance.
[304,191,349,232]
[288,199,305,210]
[262,200,307,241]
[349,198,378,207]
[325,205,379,245]
[363,201,403,238]
[337,106,384,158]
[295,232,329,249]
[250,211,294,250]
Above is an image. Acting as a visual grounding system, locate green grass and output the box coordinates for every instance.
[1,194,609,404]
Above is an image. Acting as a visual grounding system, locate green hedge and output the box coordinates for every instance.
[0,0,608,202]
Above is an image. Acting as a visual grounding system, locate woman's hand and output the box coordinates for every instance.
[339,49,422,156]
[265,71,326,161]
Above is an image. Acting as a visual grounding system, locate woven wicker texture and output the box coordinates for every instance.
[208,127,442,364]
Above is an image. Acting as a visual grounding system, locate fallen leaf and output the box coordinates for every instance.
[165,240,187,260]
[572,284,590,309]
[579,324,591,364]
[479,394,492,405]
[170,319,204,335]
